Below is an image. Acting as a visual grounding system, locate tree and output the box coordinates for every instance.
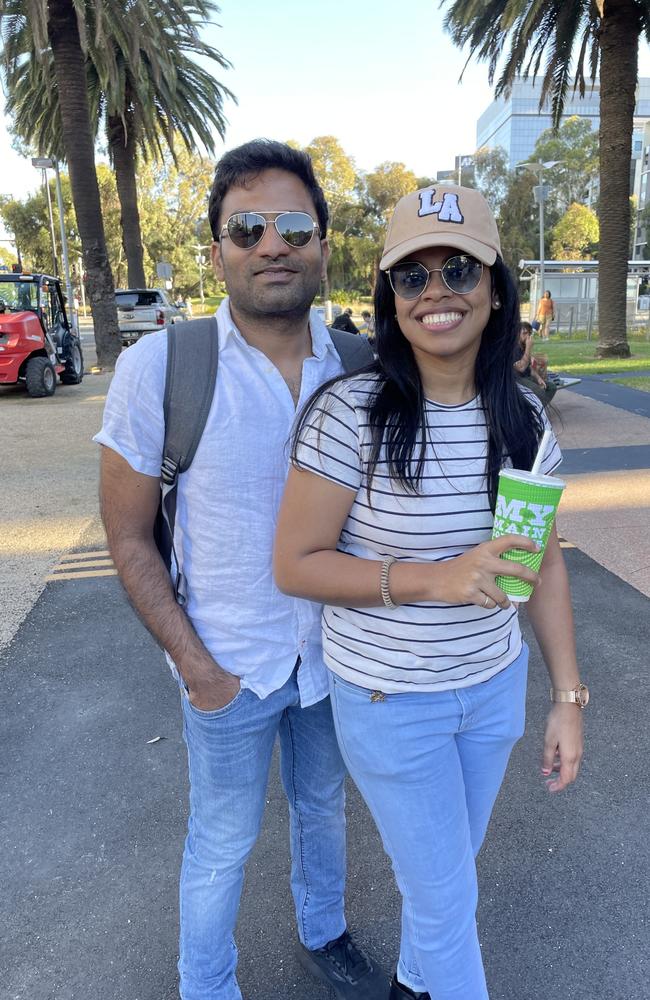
[303,136,357,228]
[4,0,232,293]
[302,136,357,301]
[442,0,650,357]
[0,0,122,366]
[551,202,599,259]
[532,116,599,209]
[473,147,510,213]
[497,170,539,273]
[137,147,217,295]
[365,162,418,223]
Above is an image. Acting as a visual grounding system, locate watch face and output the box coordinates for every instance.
[576,683,589,708]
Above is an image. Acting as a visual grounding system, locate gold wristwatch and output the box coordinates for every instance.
[550,683,589,709]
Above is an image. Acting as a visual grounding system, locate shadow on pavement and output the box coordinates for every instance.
[2,547,648,1000]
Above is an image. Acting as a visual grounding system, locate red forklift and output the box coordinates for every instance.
[0,271,84,397]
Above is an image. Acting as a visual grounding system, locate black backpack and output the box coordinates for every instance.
[155,316,375,605]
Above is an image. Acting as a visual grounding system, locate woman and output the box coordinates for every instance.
[514,320,556,406]
[535,289,554,340]
[274,186,585,1000]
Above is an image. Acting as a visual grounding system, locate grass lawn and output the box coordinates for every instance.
[608,376,650,393]
[539,339,650,374]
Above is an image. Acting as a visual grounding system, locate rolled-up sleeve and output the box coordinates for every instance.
[93,333,167,477]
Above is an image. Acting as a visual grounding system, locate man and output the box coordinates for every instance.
[96,140,385,1000]
[331,306,359,334]
[360,310,375,341]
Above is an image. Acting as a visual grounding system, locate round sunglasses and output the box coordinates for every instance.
[388,255,484,300]
[220,211,320,250]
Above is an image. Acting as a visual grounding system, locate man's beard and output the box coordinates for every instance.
[226,260,322,322]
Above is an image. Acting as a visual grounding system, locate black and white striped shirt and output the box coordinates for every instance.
[295,374,561,693]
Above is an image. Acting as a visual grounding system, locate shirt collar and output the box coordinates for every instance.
[215,297,339,362]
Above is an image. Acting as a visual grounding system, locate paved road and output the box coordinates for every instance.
[3,546,649,1000]
[2,341,650,999]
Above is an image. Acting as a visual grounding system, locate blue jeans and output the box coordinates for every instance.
[178,668,347,999]
[329,646,529,1000]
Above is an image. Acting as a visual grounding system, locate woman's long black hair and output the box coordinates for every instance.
[292,255,544,512]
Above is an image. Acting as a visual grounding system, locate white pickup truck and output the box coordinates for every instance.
[115,288,186,346]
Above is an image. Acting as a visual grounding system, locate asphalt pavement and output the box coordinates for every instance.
[2,336,649,1000]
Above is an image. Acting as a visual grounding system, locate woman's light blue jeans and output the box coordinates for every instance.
[329,646,529,999]
[178,669,347,1000]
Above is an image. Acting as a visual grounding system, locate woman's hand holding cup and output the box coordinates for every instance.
[434,535,541,609]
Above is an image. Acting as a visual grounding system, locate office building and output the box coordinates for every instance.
[477,77,650,169]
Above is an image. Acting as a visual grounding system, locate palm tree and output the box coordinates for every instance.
[0,0,125,367]
[102,2,232,287]
[3,1,232,321]
[442,0,650,358]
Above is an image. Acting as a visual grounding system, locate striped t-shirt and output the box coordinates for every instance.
[295,374,561,693]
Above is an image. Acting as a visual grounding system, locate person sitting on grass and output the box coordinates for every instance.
[514,321,556,407]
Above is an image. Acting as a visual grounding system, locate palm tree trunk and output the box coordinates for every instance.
[47,0,120,368]
[108,110,147,289]
[597,0,640,358]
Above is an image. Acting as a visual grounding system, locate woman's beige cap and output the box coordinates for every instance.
[380,185,501,270]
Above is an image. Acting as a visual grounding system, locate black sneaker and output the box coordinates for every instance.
[297,929,389,999]
[388,974,431,1000]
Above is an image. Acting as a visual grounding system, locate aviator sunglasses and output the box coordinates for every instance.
[388,255,484,300]
[220,211,320,250]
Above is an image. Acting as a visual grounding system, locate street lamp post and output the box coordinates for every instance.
[517,160,561,319]
[31,157,75,326]
[190,243,210,306]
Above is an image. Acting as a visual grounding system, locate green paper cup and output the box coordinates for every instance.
[491,469,566,602]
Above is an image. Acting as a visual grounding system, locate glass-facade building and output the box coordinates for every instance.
[476,77,650,168]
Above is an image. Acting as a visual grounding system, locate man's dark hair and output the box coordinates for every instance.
[208,139,329,240]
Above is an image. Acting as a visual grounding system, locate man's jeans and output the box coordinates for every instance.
[177,669,347,1000]
[329,646,529,1000]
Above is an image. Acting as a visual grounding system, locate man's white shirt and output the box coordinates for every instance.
[94,299,344,706]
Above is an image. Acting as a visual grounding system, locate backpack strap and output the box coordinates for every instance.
[328,327,375,372]
[156,317,219,605]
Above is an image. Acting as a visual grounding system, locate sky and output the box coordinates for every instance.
[2,0,650,206]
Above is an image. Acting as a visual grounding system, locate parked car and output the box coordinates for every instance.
[115,288,186,346]
[0,272,83,397]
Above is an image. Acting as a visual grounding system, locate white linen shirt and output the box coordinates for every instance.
[94,299,344,706]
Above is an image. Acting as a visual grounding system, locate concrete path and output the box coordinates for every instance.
[2,345,649,1000]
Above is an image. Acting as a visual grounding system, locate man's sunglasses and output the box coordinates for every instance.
[220,211,320,250]
[388,255,484,300]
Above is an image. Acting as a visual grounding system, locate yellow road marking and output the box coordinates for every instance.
[45,568,118,581]
[60,549,111,561]
[52,558,114,570]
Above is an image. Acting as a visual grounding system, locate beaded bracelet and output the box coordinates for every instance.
[380,556,397,609]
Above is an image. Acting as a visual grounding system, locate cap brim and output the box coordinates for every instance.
[380,233,498,270]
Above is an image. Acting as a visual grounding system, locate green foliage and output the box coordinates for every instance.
[365,162,418,222]
[550,202,599,259]
[137,147,217,295]
[531,116,598,208]
[473,147,510,213]
[303,136,357,228]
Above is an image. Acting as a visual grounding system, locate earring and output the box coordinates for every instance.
[492,296,501,309]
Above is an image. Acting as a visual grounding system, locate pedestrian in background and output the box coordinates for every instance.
[535,290,554,340]
[514,320,556,407]
[360,309,375,340]
[331,306,359,334]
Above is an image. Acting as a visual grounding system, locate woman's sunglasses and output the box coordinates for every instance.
[220,211,320,250]
[388,255,484,300]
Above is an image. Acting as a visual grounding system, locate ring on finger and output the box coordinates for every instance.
[482,595,490,608]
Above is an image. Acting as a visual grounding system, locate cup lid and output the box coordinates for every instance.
[499,468,566,489]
